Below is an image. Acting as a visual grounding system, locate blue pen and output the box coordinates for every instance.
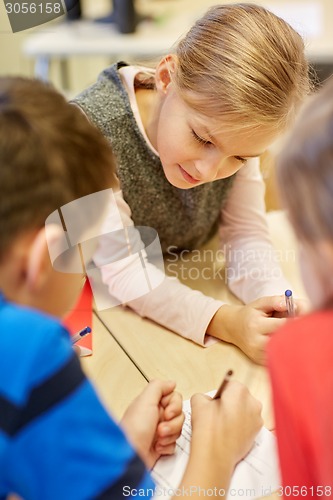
[71,326,92,344]
[285,289,295,317]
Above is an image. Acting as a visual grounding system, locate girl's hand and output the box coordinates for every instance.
[121,380,184,469]
[208,296,292,364]
[272,296,311,318]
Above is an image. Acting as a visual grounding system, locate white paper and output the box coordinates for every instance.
[151,393,281,499]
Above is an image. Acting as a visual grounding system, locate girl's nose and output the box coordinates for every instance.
[194,154,225,182]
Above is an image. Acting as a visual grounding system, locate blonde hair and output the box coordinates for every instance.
[172,3,311,133]
[277,78,333,243]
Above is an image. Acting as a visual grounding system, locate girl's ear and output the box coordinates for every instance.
[26,224,64,293]
[155,54,178,94]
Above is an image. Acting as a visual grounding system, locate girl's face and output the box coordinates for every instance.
[154,85,277,190]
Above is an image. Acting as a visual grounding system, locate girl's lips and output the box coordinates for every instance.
[178,165,201,185]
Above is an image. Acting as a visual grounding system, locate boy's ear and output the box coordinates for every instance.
[155,54,178,94]
[26,225,63,292]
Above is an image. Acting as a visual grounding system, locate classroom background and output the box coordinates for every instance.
[2,4,332,497]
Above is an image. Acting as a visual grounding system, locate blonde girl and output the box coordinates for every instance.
[74,3,311,364]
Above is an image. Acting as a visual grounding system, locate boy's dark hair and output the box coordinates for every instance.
[0,77,116,261]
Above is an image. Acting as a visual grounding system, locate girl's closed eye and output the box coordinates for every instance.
[234,156,248,165]
[191,129,213,147]
[191,129,248,165]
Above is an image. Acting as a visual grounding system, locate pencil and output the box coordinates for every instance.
[213,369,233,400]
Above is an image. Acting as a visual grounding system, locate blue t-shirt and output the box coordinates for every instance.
[0,294,154,499]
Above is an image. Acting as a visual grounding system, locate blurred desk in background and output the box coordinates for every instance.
[22,0,333,90]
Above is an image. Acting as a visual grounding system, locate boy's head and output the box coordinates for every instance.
[277,78,333,308]
[0,77,117,316]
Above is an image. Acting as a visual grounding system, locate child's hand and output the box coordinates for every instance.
[121,380,184,469]
[271,296,310,318]
[190,381,263,468]
[293,297,311,314]
[208,296,290,365]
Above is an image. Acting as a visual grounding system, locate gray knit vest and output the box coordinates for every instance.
[73,62,235,253]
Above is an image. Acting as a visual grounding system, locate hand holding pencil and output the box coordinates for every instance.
[190,371,263,466]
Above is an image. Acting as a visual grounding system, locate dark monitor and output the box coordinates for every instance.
[64,0,82,21]
[64,0,139,34]
[95,0,139,34]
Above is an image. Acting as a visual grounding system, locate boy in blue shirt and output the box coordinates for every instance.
[0,77,262,499]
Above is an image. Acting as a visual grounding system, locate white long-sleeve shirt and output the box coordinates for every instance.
[93,66,291,346]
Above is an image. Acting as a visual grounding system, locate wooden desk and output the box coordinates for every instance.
[96,305,276,428]
[22,0,333,87]
[81,313,147,419]
[79,211,300,500]
[94,305,280,499]
[93,211,303,431]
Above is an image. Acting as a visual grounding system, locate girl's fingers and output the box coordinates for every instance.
[258,315,286,334]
